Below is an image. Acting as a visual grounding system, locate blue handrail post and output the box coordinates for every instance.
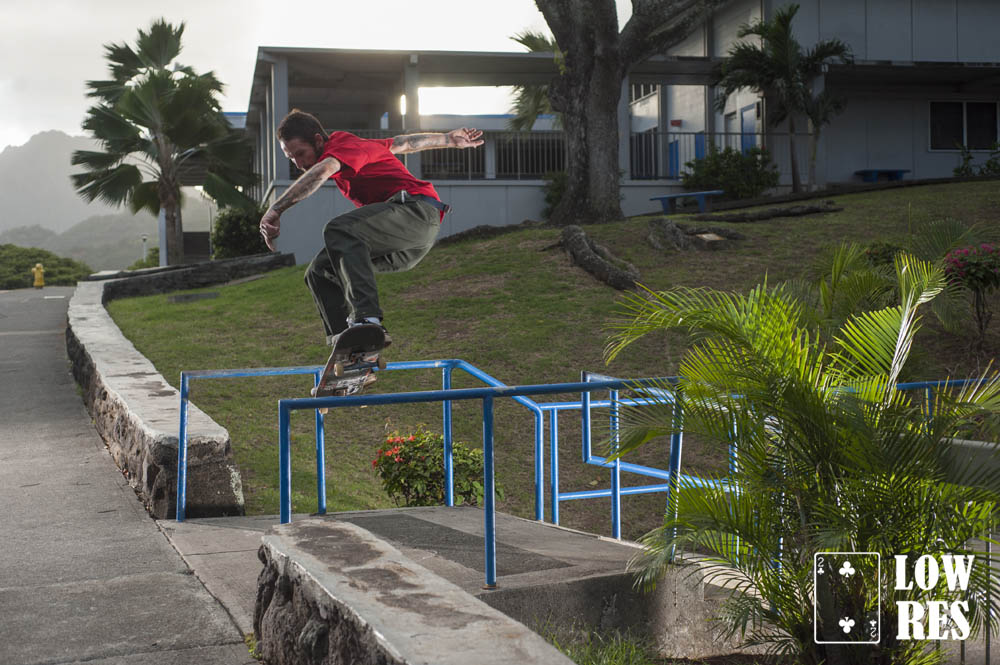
[482,395,497,588]
[581,372,592,463]
[279,402,292,524]
[176,372,190,522]
[443,365,454,506]
[549,409,560,525]
[610,389,622,540]
[534,410,544,521]
[314,370,326,515]
[666,392,683,561]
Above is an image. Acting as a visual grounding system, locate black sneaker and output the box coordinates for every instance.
[349,320,392,348]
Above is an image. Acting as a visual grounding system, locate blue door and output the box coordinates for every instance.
[740,104,757,154]
[694,133,706,160]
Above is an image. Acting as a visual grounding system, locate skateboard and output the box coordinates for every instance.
[311,324,387,408]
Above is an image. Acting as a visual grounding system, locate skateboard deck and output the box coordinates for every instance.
[312,324,387,403]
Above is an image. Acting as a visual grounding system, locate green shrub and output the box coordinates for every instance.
[127,247,159,270]
[372,426,504,507]
[863,241,903,267]
[954,143,1000,177]
[944,243,1000,347]
[211,205,268,259]
[681,146,779,200]
[0,244,92,289]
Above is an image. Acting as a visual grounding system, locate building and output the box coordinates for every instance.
[243,1,1000,263]
[648,0,1000,188]
[244,46,712,263]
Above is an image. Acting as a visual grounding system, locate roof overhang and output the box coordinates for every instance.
[245,46,720,128]
[827,60,1000,95]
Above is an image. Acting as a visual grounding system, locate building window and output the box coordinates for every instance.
[630,83,657,103]
[930,101,998,150]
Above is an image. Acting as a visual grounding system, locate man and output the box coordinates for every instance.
[259,109,483,358]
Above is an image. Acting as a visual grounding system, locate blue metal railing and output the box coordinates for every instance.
[177,358,991,587]
[276,376,669,587]
[176,358,546,522]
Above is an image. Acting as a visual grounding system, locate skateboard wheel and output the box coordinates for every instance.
[333,361,344,377]
[377,356,387,370]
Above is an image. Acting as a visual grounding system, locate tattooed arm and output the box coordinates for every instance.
[390,127,484,155]
[259,156,341,251]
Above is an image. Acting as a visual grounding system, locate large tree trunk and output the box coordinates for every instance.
[548,63,624,226]
[159,177,184,265]
[807,118,818,192]
[539,0,624,227]
[787,115,802,193]
[536,0,727,225]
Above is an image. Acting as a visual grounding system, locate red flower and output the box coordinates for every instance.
[394,456,403,462]
[408,435,416,441]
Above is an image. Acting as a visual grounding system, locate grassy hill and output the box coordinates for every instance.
[106,180,1000,540]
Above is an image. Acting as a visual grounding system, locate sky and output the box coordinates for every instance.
[0,1,631,151]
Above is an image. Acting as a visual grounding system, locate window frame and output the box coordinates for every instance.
[928,100,1000,152]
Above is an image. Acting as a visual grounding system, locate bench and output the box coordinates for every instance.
[854,168,910,183]
[650,190,725,214]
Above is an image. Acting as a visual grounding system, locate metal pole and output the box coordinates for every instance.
[483,396,497,588]
[581,372,592,463]
[314,370,326,515]
[534,410,544,521]
[987,522,992,665]
[443,366,454,506]
[610,389,622,540]
[279,403,292,524]
[175,373,190,521]
[550,409,560,525]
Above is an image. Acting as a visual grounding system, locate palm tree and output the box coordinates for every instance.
[72,19,255,265]
[507,30,560,131]
[713,4,851,192]
[605,254,1000,664]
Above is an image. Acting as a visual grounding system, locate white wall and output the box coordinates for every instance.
[786,0,1000,64]
[820,97,971,182]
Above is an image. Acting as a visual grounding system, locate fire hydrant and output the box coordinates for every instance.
[31,262,44,289]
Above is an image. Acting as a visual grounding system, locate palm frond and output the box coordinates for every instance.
[71,163,143,207]
[510,29,557,53]
[70,149,123,171]
[135,18,184,69]
[128,180,161,215]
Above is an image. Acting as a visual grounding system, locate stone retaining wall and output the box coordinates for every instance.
[66,253,296,518]
[254,519,577,665]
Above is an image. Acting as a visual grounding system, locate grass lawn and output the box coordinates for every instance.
[107,180,1000,541]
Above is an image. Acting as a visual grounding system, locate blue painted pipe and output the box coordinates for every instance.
[482,395,497,588]
[176,373,190,521]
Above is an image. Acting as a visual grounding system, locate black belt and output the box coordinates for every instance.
[397,191,451,215]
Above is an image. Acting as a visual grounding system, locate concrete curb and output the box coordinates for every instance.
[255,518,577,665]
[65,253,295,519]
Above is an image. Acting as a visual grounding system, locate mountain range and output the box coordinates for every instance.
[0,131,212,270]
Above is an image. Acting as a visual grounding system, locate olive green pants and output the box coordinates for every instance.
[305,194,440,343]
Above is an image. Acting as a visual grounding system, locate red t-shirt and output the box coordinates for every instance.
[320,131,440,208]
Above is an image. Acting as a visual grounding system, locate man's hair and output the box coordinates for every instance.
[277,109,328,144]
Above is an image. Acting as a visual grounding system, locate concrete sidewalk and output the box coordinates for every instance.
[0,287,253,665]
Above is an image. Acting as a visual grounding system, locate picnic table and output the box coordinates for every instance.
[854,169,910,183]
[650,189,725,214]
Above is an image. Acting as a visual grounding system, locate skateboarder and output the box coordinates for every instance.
[259,109,483,363]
